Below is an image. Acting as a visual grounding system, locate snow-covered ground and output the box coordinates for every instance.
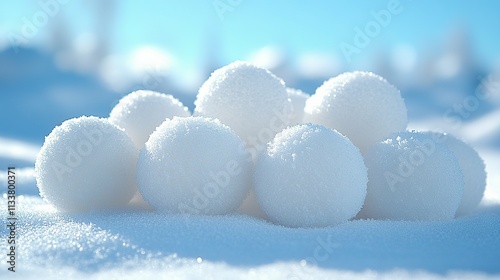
[0,126,499,279]
[1,193,499,279]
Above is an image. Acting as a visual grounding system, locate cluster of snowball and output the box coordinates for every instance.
[35,61,486,228]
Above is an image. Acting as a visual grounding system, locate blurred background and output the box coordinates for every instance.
[1,0,499,172]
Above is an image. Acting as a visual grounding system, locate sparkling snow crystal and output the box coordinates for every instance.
[194,61,291,151]
[34,116,138,212]
[361,130,464,221]
[137,117,252,215]
[304,71,408,152]
[254,124,368,228]
[109,90,190,148]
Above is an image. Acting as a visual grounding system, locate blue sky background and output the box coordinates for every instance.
[1,0,499,72]
[1,0,500,146]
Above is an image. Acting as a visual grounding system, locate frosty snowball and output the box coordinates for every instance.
[361,131,464,221]
[253,124,368,228]
[304,71,408,152]
[194,61,290,153]
[109,90,190,148]
[35,116,138,212]
[286,88,310,126]
[424,132,486,216]
[137,117,252,215]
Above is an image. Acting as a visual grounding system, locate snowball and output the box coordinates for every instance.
[34,116,138,212]
[361,131,464,221]
[286,88,310,125]
[424,132,486,216]
[137,117,252,215]
[254,124,367,228]
[303,71,408,152]
[109,90,190,148]
[194,61,290,151]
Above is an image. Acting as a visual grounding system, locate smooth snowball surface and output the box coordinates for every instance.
[109,90,190,148]
[137,117,252,215]
[35,116,138,212]
[194,61,290,148]
[424,132,486,216]
[362,131,464,221]
[286,88,310,125]
[254,124,368,228]
[304,71,408,152]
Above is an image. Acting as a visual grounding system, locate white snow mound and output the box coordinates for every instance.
[304,71,408,152]
[254,124,367,227]
[361,130,464,220]
[424,132,487,216]
[137,116,252,215]
[34,116,138,212]
[194,61,291,152]
[109,90,190,148]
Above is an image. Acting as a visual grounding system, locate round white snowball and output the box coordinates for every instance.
[304,71,408,152]
[109,90,190,148]
[286,88,310,125]
[35,116,138,212]
[362,131,464,221]
[137,117,252,215]
[254,124,368,228]
[424,132,486,216]
[194,61,290,148]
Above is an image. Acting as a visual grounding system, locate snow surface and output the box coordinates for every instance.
[254,124,367,228]
[0,196,499,279]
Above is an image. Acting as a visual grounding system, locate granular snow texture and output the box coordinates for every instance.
[304,71,408,152]
[34,116,138,212]
[109,90,190,148]
[137,117,252,215]
[194,61,290,149]
[361,130,464,220]
[1,196,499,279]
[254,124,367,227]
